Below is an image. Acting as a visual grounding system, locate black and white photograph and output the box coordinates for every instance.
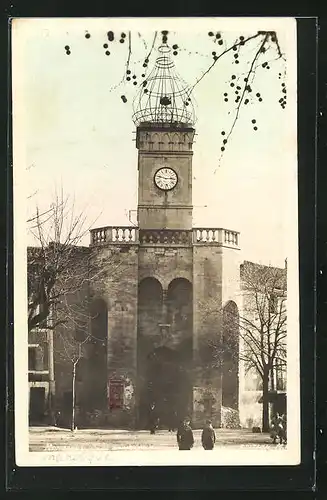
[12,17,300,466]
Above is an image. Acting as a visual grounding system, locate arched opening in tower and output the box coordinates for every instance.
[222,301,240,410]
[137,277,163,428]
[167,277,193,343]
[85,298,108,412]
[143,345,192,430]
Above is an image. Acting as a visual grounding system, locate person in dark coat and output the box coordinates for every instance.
[176,417,194,450]
[149,403,158,435]
[201,419,216,450]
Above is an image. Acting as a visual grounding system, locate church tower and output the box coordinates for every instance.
[88,42,242,431]
[134,45,195,231]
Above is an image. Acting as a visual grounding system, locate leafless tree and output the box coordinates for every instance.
[237,261,287,432]
[63,29,287,164]
[200,261,287,432]
[27,188,122,332]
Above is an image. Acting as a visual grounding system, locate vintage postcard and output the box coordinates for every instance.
[12,17,300,466]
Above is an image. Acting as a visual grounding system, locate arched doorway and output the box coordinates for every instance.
[222,301,239,410]
[141,345,192,429]
[86,298,108,411]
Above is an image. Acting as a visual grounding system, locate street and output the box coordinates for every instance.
[29,427,282,452]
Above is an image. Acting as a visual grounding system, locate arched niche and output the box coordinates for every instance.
[86,298,108,410]
[138,277,163,338]
[222,300,239,410]
[167,278,193,341]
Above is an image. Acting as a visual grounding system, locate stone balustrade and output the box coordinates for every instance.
[193,228,239,247]
[139,229,192,245]
[90,226,239,248]
[90,226,139,245]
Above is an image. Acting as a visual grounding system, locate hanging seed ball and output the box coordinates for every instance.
[212,51,216,56]
[216,32,221,39]
[103,43,108,48]
[208,31,214,36]
[244,99,249,104]
[143,63,147,68]
[252,119,256,124]
[127,69,131,75]
[133,81,137,86]
[279,98,283,103]
[132,75,136,79]
[173,51,178,56]
[185,102,189,106]
[221,147,225,151]
[161,30,168,35]
[235,60,239,64]
[218,39,223,45]
[224,93,228,96]
[266,65,270,69]
[234,53,238,59]
[126,77,131,81]
[144,88,148,93]
[239,36,245,41]
[66,50,71,55]
[65,45,70,50]
[105,51,110,56]
[221,131,225,135]
[141,73,145,78]
[213,55,218,61]
[235,91,239,95]
[121,32,126,38]
[256,93,260,97]
[107,31,114,41]
[120,38,125,43]
[85,32,91,39]
[163,36,168,43]
[282,83,286,87]
[260,47,266,53]
[236,86,241,90]
[172,44,178,50]
[121,95,127,103]
[244,77,248,82]
[254,126,258,130]
[223,139,227,144]
[232,75,236,80]
[145,58,149,63]
[224,98,228,102]
[259,98,263,102]
[233,46,237,51]
[282,88,286,94]
[142,81,147,87]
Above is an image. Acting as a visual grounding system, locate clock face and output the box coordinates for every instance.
[154,167,178,191]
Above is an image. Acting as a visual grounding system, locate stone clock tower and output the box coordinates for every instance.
[87,43,242,430]
[136,123,194,230]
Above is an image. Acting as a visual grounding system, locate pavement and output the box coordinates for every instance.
[29,427,283,452]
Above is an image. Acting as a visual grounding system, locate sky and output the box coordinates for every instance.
[12,17,298,267]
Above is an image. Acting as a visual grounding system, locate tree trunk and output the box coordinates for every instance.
[262,369,270,433]
[71,363,76,431]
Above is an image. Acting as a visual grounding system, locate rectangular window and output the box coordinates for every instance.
[276,359,286,391]
[28,347,37,371]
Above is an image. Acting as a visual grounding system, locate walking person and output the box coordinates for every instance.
[176,417,194,450]
[201,419,216,450]
[149,402,158,435]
